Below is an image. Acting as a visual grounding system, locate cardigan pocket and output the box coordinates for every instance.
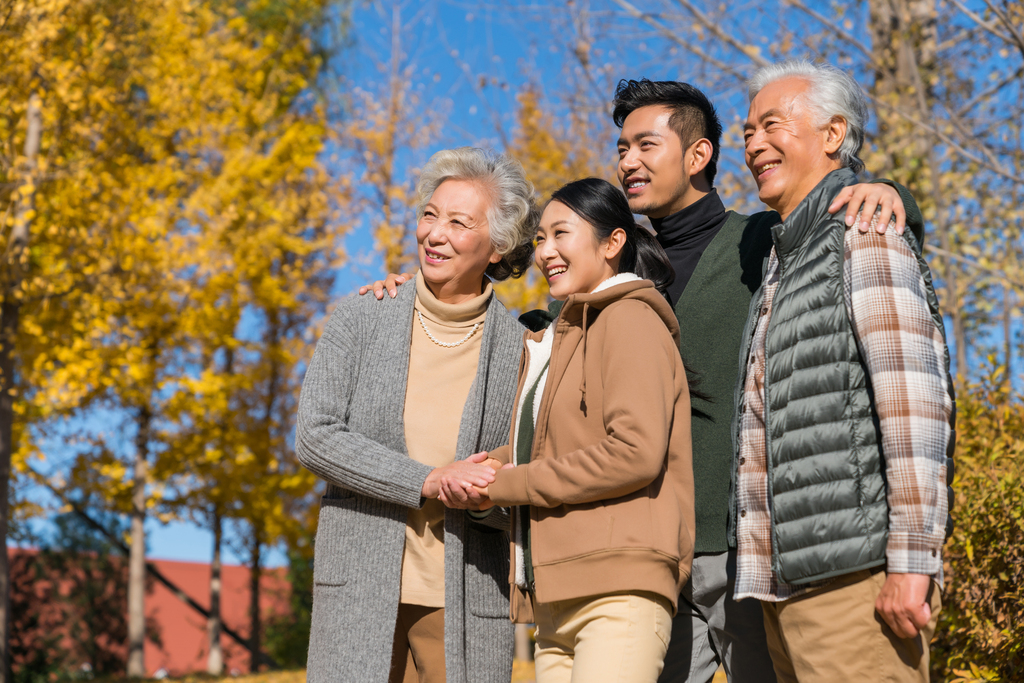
[312,493,361,587]
[465,527,511,618]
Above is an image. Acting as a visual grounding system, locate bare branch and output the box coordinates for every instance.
[607,0,748,82]
[782,0,876,63]
[957,66,1024,117]
[670,0,769,67]
[865,91,1024,185]
[947,0,1015,45]
[924,244,1024,289]
[981,0,1024,61]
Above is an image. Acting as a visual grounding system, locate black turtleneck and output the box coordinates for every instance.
[651,188,729,307]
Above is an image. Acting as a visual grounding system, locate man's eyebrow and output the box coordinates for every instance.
[744,108,784,129]
[617,130,663,146]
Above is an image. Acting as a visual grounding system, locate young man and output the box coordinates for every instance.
[361,79,919,683]
[732,60,952,683]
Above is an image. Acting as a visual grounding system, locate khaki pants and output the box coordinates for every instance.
[761,569,942,683]
[533,591,672,683]
[389,604,445,683]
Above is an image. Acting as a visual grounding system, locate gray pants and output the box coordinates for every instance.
[659,550,777,683]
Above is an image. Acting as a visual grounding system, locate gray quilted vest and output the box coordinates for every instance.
[730,169,956,585]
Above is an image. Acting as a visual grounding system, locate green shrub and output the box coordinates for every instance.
[932,363,1024,682]
[263,548,314,668]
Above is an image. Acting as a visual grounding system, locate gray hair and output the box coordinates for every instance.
[748,60,868,174]
[415,147,538,280]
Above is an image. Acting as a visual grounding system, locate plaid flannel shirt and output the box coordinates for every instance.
[735,219,952,602]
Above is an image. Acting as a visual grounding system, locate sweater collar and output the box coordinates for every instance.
[651,188,727,249]
[414,273,492,323]
[772,168,857,259]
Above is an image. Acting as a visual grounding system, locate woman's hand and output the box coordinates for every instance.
[358,272,415,299]
[437,454,504,510]
[440,483,494,511]
[453,463,513,510]
[422,452,497,501]
[828,183,906,235]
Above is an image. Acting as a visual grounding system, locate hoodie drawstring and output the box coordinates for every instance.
[579,302,590,410]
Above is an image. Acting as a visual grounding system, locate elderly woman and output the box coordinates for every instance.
[295,147,537,683]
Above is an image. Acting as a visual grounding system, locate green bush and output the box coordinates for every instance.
[263,548,314,668]
[932,364,1024,682]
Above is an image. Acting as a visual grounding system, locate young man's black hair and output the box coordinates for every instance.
[612,79,724,185]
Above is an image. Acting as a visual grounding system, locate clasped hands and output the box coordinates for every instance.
[420,452,511,511]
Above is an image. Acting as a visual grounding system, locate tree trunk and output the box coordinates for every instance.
[207,510,224,676]
[868,0,937,185]
[868,0,968,375]
[1005,285,1013,380]
[127,406,151,678]
[248,533,262,674]
[0,92,41,683]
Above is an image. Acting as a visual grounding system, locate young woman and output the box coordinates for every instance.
[452,177,695,682]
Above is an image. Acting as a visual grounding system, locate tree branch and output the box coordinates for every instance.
[865,91,1024,185]
[981,0,1024,61]
[24,463,281,670]
[607,0,748,82]
[956,66,1024,118]
[671,0,770,67]
[947,0,1015,46]
[924,244,1024,289]
[783,0,876,62]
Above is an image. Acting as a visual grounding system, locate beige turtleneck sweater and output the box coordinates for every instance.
[400,274,492,606]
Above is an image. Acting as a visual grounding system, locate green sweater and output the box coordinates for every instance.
[677,210,777,552]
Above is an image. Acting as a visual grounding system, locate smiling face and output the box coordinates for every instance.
[743,77,847,220]
[616,105,700,219]
[534,201,623,301]
[415,179,502,304]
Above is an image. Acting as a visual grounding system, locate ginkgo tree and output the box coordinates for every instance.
[0,0,341,677]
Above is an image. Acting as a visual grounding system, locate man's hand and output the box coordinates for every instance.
[828,183,906,235]
[875,572,933,639]
[421,452,496,500]
[358,272,415,300]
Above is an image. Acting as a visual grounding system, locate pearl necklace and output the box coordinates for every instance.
[417,311,481,348]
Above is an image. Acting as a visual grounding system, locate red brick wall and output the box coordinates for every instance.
[9,548,292,677]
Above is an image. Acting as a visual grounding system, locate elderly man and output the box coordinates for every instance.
[732,60,955,682]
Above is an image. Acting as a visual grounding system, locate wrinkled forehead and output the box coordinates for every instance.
[745,77,814,125]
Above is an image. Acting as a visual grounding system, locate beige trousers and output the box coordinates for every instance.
[388,604,446,683]
[761,569,942,683]
[533,591,673,683]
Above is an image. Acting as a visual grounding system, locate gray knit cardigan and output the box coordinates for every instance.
[296,281,523,683]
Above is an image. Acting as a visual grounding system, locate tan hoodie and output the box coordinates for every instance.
[488,278,695,621]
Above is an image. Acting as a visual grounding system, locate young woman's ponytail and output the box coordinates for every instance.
[624,225,674,294]
[548,178,675,295]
